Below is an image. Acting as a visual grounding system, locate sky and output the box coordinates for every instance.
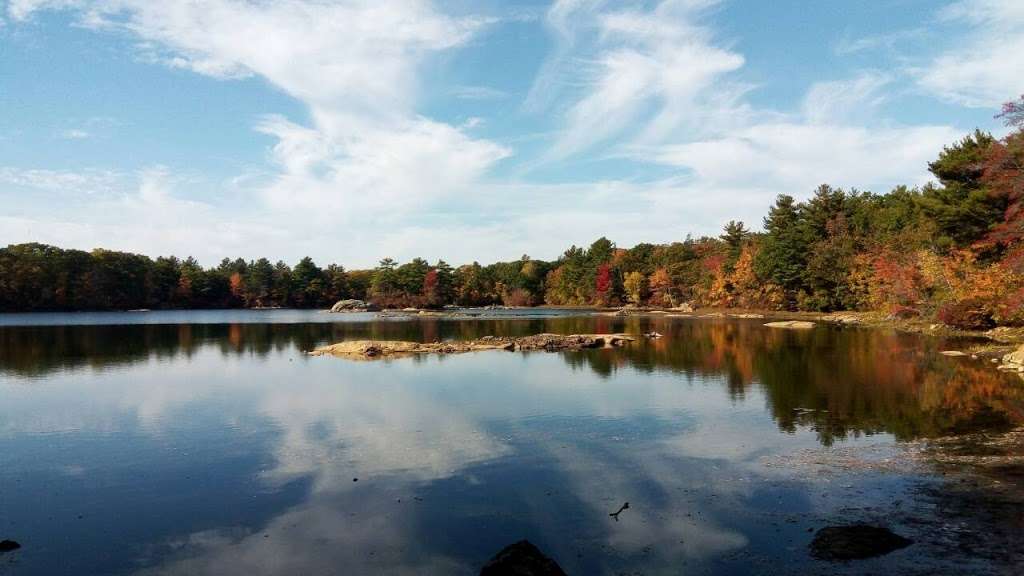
[0,0,1021,268]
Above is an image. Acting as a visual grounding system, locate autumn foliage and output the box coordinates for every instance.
[2,98,1023,325]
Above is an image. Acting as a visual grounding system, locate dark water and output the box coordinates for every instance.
[0,311,1022,575]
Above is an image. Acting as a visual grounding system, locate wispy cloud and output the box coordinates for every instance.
[916,0,1024,107]
[8,1,512,263]
[802,72,892,125]
[450,85,508,100]
[834,27,927,56]
[0,166,120,194]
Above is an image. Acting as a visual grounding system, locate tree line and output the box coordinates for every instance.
[2,97,1022,328]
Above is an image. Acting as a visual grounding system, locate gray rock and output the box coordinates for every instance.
[329,299,377,313]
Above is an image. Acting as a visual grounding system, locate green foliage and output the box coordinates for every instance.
[919,130,1006,248]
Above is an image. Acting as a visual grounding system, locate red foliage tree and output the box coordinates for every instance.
[422,269,440,307]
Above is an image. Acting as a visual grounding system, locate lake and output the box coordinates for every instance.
[1,310,1022,575]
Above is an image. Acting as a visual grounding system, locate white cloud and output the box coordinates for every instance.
[0,166,280,260]
[531,0,959,234]
[538,0,746,160]
[802,72,892,125]
[648,123,959,194]
[3,0,980,265]
[917,0,1024,107]
[0,166,120,194]
[6,0,515,264]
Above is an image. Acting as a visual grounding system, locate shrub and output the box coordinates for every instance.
[937,299,995,330]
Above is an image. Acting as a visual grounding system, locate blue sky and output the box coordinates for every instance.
[1,0,1021,267]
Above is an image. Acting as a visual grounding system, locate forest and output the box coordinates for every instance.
[1,96,1022,329]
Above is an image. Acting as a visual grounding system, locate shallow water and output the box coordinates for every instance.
[0,311,1021,575]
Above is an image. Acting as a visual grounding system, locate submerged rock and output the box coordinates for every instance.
[309,334,635,360]
[0,540,21,553]
[480,540,567,576]
[809,525,912,560]
[764,320,816,330]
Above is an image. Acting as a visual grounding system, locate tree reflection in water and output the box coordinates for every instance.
[4,316,1019,444]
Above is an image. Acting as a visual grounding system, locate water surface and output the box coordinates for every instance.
[1,311,1021,575]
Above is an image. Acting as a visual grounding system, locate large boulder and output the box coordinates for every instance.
[480,540,566,576]
[329,299,376,313]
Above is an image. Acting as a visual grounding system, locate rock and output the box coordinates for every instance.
[764,321,816,330]
[822,313,862,325]
[673,302,695,313]
[998,344,1024,372]
[1002,344,1024,367]
[809,525,912,560]
[329,299,378,313]
[940,350,968,357]
[0,540,21,553]
[480,540,566,576]
[309,334,635,360]
[730,313,766,319]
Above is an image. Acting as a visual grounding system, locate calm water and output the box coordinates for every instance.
[1,310,1022,575]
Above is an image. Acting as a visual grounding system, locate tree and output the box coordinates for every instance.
[720,220,750,271]
[919,130,1005,248]
[649,268,674,307]
[594,263,613,306]
[370,258,400,305]
[623,271,647,305]
[587,237,615,264]
[324,264,349,303]
[245,258,275,307]
[996,94,1024,129]
[755,195,807,307]
[291,256,324,307]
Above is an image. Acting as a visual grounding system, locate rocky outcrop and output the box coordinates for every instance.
[329,299,378,313]
[764,320,816,330]
[309,333,635,360]
[809,525,912,560]
[480,540,566,576]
